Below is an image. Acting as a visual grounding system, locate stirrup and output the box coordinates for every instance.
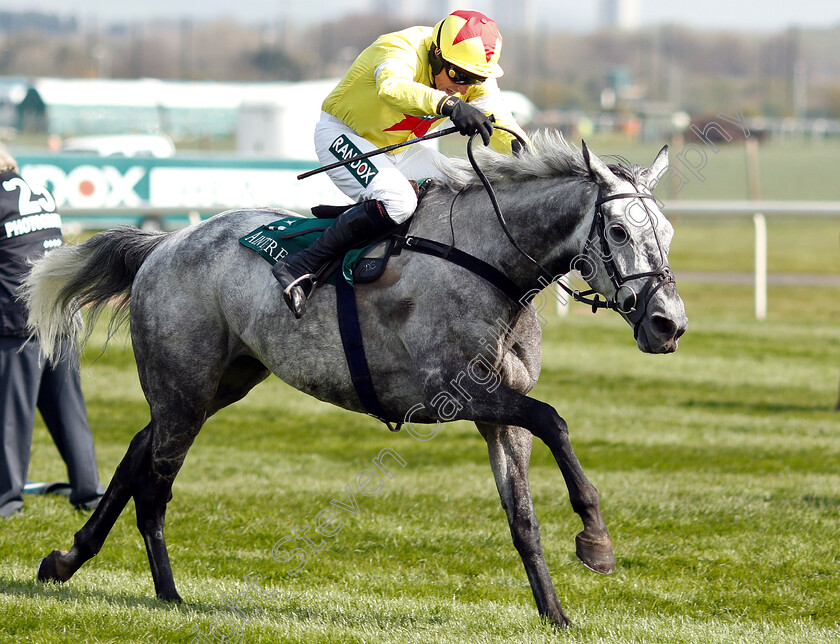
[281,272,316,298]
[282,273,315,318]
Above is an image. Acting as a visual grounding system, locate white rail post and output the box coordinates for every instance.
[556,275,570,317]
[753,212,767,320]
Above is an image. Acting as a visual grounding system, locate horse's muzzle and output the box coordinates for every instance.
[637,311,687,354]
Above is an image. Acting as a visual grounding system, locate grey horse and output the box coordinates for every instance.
[22,133,687,627]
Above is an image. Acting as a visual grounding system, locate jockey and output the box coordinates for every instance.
[272,9,529,318]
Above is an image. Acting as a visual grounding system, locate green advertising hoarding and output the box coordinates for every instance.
[16,155,348,217]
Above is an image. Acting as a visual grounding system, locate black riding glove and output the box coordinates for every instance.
[438,96,494,146]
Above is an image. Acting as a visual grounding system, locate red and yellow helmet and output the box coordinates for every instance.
[430,10,503,82]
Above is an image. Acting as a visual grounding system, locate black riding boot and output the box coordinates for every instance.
[272,200,396,318]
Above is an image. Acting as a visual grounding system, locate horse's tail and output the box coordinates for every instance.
[20,226,169,362]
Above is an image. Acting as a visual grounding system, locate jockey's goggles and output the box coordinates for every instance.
[443,59,486,85]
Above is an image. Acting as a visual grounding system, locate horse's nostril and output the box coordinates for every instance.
[651,315,677,339]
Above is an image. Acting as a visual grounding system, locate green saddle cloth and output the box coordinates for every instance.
[239,216,370,286]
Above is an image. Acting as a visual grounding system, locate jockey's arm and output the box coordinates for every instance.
[371,37,528,155]
[373,43,449,118]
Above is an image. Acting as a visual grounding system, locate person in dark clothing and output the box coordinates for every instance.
[0,146,104,517]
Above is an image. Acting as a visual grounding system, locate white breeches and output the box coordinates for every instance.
[313,112,449,223]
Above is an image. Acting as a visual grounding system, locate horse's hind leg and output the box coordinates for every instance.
[132,413,204,602]
[38,425,152,585]
[39,411,204,601]
[134,356,270,601]
[38,352,267,599]
[477,422,571,627]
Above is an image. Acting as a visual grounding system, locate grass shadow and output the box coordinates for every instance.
[801,494,840,510]
[0,574,238,619]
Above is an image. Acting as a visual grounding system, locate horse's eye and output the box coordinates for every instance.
[608,223,630,247]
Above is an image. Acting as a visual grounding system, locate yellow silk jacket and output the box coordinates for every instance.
[322,26,525,154]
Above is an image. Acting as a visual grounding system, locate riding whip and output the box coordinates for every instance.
[297,126,460,180]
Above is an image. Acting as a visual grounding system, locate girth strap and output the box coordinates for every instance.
[335,276,400,431]
[397,235,526,305]
[333,231,524,430]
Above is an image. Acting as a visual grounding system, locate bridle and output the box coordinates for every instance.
[582,190,676,333]
[464,131,676,333]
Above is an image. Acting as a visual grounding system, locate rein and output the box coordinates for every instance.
[462,132,675,330]
[298,123,674,328]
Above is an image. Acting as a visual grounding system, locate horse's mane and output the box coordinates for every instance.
[438,129,645,190]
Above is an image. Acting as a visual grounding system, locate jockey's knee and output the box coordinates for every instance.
[379,187,417,224]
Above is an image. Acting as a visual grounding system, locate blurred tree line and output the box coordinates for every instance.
[2,10,840,118]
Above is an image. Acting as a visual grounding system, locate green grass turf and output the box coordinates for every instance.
[579,138,840,202]
[1,275,838,642]
[440,135,840,202]
[3,167,839,642]
[667,216,840,276]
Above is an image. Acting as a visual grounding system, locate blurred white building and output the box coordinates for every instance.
[599,0,641,31]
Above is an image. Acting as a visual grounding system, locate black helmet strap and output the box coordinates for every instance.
[428,24,445,77]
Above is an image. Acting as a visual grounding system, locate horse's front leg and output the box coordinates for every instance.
[527,401,615,575]
[477,422,570,627]
[468,387,615,575]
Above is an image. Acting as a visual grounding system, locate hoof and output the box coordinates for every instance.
[575,532,615,575]
[157,591,183,603]
[542,610,573,629]
[37,549,71,583]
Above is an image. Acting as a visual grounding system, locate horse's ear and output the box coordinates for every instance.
[581,140,592,172]
[642,144,669,190]
[581,140,617,189]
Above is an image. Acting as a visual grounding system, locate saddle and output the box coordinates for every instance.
[240,180,433,288]
[240,204,520,301]
[240,209,408,288]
